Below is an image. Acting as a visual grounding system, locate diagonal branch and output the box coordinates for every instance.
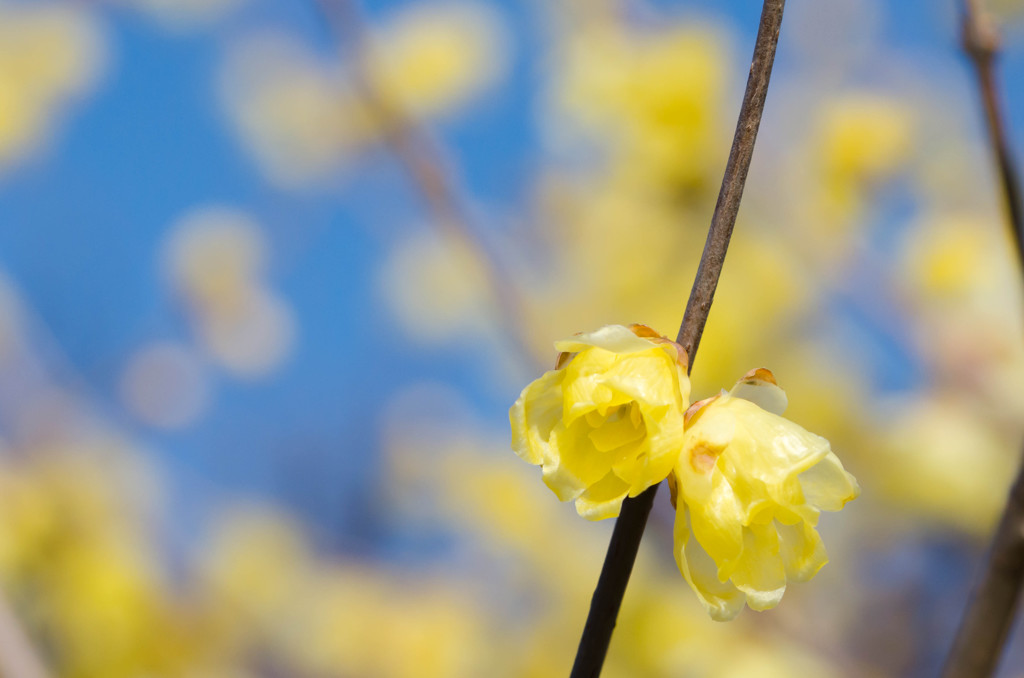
[0,586,50,678]
[569,2,787,676]
[958,0,1024,264]
[941,2,1024,677]
[315,0,536,369]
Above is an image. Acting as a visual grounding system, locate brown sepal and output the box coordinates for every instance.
[627,323,690,371]
[738,367,778,386]
[684,394,721,427]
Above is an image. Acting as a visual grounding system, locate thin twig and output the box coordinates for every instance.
[569,2,787,676]
[315,0,536,369]
[944,466,1024,678]
[941,2,1024,677]
[0,591,49,678]
[959,0,1024,264]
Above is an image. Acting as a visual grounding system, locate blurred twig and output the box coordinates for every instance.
[959,0,1024,262]
[314,0,537,369]
[570,2,786,675]
[0,592,49,678]
[941,3,1024,678]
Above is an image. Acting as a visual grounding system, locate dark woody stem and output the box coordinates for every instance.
[941,2,1024,677]
[569,2,787,676]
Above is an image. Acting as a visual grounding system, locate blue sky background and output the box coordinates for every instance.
[0,0,1022,554]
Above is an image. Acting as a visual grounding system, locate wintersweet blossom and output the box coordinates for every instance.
[510,324,690,520]
[670,369,859,621]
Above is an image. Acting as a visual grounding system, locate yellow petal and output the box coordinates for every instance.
[673,503,747,622]
[670,368,858,619]
[510,323,691,519]
[574,472,631,521]
[553,323,659,355]
[587,403,645,452]
[729,524,787,611]
[777,521,829,582]
[510,368,565,465]
[687,479,745,573]
[728,368,788,416]
[798,451,860,511]
[543,418,610,499]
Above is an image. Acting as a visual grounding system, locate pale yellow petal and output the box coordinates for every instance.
[544,418,613,496]
[553,324,656,355]
[720,397,832,486]
[729,524,787,611]
[728,370,788,416]
[687,478,745,573]
[673,503,746,622]
[602,351,683,409]
[587,403,645,452]
[509,368,565,465]
[777,521,829,582]
[574,472,631,520]
[798,451,860,511]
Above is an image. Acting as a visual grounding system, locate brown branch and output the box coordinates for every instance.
[959,0,1024,265]
[0,591,50,678]
[315,0,536,369]
[570,2,787,676]
[941,3,1024,677]
[944,464,1024,678]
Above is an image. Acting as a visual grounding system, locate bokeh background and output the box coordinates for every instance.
[1,0,1024,675]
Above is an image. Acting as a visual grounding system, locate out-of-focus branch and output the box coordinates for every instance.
[944,464,1024,678]
[0,591,50,678]
[961,0,1024,262]
[941,3,1024,678]
[569,2,787,676]
[315,0,536,369]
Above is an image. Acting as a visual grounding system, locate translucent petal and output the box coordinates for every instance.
[544,418,611,496]
[510,323,692,520]
[729,369,788,416]
[588,404,645,452]
[798,451,860,511]
[574,472,631,521]
[554,324,659,355]
[721,398,831,485]
[509,368,565,465]
[687,479,745,571]
[602,351,683,409]
[674,503,746,622]
[729,523,787,611]
[675,406,736,505]
[777,521,828,582]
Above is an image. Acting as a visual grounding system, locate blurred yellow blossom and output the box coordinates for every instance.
[222,1,505,188]
[671,370,859,620]
[367,1,507,117]
[511,324,690,520]
[379,229,492,342]
[284,568,487,678]
[814,93,914,228]
[0,3,104,172]
[876,395,1016,533]
[818,94,914,182]
[220,34,374,187]
[163,206,296,378]
[198,506,314,641]
[553,20,729,194]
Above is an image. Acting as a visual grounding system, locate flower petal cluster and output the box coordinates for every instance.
[670,370,860,621]
[510,324,690,520]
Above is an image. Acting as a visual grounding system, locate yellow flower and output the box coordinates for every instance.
[510,324,690,520]
[670,369,859,621]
